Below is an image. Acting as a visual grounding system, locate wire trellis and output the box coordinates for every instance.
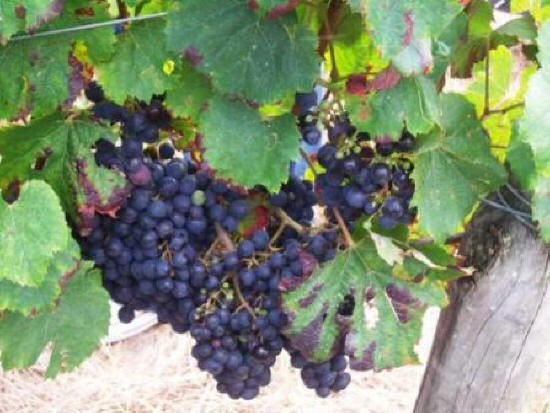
[7,12,168,42]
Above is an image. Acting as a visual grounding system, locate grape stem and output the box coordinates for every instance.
[270,208,307,247]
[299,148,318,180]
[332,208,356,248]
[275,208,305,233]
[214,223,255,317]
[483,102,525,119]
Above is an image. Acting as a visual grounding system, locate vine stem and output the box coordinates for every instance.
[275,208,305,233]
[299,148,319,180]
[483,102,525,119]
[8,12,168,42]
[332,207,356,248]
[483,50,490,117]
[214,223,255,317]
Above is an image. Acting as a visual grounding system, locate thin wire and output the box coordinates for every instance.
[482,198,531,218]
[481,198,537,231]
[505,183,532,208]
[8,12,168,42]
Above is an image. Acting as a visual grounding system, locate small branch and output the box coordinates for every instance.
[270,221,287,247]
[275,208,305,233]
[116,0,129,18]
[204,238,219,258]
[483,52,490,117]
[299,148,319,180]
[332,207,355,248]
[411,233,467,247]
[483,102,525,120]
[318,0,344,82]
[215,223,255,317]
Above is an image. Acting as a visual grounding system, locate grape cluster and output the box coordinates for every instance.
[295,92,322,145]
[79,83,421,400]
[317,117,416,230]
[82,90,252,332]
[288,346,351,398]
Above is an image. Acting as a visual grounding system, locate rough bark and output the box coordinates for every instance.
[415,220,550,413]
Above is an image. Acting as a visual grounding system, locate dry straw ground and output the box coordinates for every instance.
[0,308,439,413]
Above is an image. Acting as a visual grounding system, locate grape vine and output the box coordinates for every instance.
[0,0,548,403]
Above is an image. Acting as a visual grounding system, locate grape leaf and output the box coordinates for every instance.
[0,261,110,378]
[428,12,468,85]
[95,19,175,103]
[282,235,448,370]
[0,37,70,119]
[360,75,441,139]
[367,220,461,280]
[255,0,297,17]
[75,151,131,235]
[521,74,550,175]
[466,46,514,116]
[0,114,117,219]
[359,0,462,63]
[0,180,69,287]
[0,0,116,119]
[451,2,537,78]
[165,61,214,121]
[0,0,62,42]
[0,237,80,315]
[201,97,299,191]
[520,21,550,239]
[507,125,536,190]
[328,8,386,77]
[411,94,507,241]
[166,0,319,103]
[54,0,116,63]
[533,177,550,240]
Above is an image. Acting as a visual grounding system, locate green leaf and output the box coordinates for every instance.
[165,61,214,121]
[520,21,550,239]
[95,19,175,103]
[282,235,447,370]
[255,0,292,15]
[362,76,441,139]
[0,180,69,287]
[0,114,117,218]
[56,0,116,63]
[507,126,536,190]
[166,0,319,103]
[0,0,116,119]
[202,97,299,191]
[0,237,80,315]
[0,262,110,377]
[466,47,514,116]
[521,74,550,175]
[428,12,468,84]
[0,37,70,119]
[363,0,462,62]
[75,151,130,232]
[0,0,62,42]
[411,94,507,241]
[533,177,550,240]
[451,4,537,78]
[329,9,386,77]
[364,0,406,59]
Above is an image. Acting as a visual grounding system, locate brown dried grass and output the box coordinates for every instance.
[0,308,438,413]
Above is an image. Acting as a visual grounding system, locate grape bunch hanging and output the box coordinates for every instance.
[81,85,417,400]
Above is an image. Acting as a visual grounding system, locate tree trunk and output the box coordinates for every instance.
[415,220,550,413]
